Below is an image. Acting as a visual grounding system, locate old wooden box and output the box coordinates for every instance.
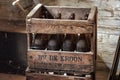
[26,3,97,80]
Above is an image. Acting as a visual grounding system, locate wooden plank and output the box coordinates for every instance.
[92,8,97,80]
[26,73,92,80]
[26,3,43,19]
[88,7,97,23]
[27,50,93,73]
[27,18,93,34]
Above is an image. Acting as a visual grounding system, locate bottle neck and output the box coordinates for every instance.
[55,13,61,19]
[69,13,75,20]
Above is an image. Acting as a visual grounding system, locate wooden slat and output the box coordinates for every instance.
[26,3,43,19]
[27,18,93,34]
[27,50,93,73]
[88,7,97,23]
[26,73,92,80]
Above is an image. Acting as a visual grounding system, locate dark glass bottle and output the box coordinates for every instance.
[69,13,75,20]
[30,34,48,50]
[30,33,39,49]
[44,11,50,19]
[76,34,89,52]
[47,34,62,51]
[36,34,48,50]
[84,13,89,20]
[62,34,76,51]
[40,10,48,19]
[54,12,61,19]
[81,13,89,20]
[40,15,45,19]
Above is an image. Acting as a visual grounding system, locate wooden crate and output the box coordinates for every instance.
[26,3,97,80]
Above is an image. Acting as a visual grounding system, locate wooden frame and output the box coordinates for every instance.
[26,3,97,80]
[26,73,92,80]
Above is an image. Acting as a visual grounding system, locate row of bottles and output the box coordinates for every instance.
[40,10,88,20]
[30,34,90,52]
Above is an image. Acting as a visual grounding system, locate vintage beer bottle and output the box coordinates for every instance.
[69,13,75,20]
[84,13,89,20]
[47,12,63,50]
[76,34,88,52]
[62,34,76,51]
[36,34,48,50]
[31,34,48,50]
[47,34,63,50]
[40,14,45,19]
[40,10,48,19]
[30,33,39,49]
[44,10,53,19]
[81,13,89,20]
[54,12,61,19]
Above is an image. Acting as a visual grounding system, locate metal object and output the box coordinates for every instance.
[108,35,120,80]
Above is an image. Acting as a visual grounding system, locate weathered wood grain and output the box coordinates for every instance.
[27,18,93,34]
[26,3,43,19]
[27,50,93,73]
[88,7,97,23]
